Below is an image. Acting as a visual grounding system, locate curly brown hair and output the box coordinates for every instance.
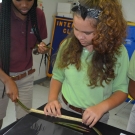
[57,0,127,87]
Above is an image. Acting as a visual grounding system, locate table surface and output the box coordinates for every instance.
[0,104,134,135]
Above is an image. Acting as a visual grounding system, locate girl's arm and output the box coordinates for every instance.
[128,79,135,99]
[44,78,62,116]
[83,91,127,128]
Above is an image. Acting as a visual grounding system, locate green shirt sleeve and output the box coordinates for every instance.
[128,51,135,81]
[112,45,129,93]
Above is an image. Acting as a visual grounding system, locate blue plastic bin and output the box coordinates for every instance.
[125,22,135,104]
[124,22,135,60]
[124,39,135,59]
[126,25,135,40]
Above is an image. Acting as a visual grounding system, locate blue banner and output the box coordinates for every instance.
[47,16,73,77]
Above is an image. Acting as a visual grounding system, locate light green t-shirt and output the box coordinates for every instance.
[128,51,135,81]
[52,40,129,109]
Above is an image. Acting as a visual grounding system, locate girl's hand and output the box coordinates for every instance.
[82,105,104,128]
[5,78,19,102]
[44,100,61,117]
[37,42,50,54]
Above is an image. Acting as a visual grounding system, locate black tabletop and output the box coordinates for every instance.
[0,104,134,135]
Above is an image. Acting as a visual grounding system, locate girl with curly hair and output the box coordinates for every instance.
[44,0,129,127]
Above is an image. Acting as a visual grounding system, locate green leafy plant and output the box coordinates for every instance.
[55,122,89,132]
[55,122,102,135]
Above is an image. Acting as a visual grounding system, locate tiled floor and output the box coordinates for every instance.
[108,102,133,130]
[1,78,134,133]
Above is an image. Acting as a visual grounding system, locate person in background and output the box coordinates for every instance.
[126,51,135,134]
[44,0,129,127]
[0,0,48,129]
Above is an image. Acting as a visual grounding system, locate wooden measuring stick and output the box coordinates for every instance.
[29,108,82,122]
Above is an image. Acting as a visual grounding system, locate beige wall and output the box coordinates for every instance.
[121,0,135,22]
